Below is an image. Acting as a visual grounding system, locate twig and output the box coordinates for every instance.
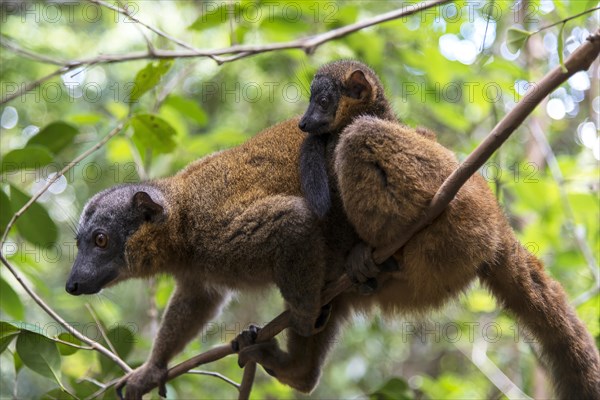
[573,286,600,307]
[85,378,120,400]
[86,0,202,53]
[238,361,257,400]
[86,303,120,357]
[1,0,450,105]
[532,6,600,34]
[0,123,124,246]
[52,336,94,351]
[528,119,600,283]
[0,35,66,65]
[187,370,240,390]
[0,254,131,373]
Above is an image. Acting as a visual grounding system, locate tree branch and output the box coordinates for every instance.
[0,0,450,105]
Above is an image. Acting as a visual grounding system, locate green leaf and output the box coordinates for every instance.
[0,321,21,354]
[506,27,532,53]
[370,377,413,400]
[16,331,63,386]
[99,325,135,375]
[127,60,173,103]
[27,122,78,154]
[56,332,82,356]
[188,4,233,30]
[0,277,24,320]
[1,145,53,174]
[558,22,568,73]
[0,188,11,234]
[66,112,103,125]
[42,388,77,400]
[130,113,177,154]
[163,95,208,126]
[9,185,58,248]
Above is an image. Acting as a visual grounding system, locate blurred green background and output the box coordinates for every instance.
[1,1,598,399]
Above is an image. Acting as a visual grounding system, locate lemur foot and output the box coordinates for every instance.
[115,363,167,400]
[233,325,280,376]
[346,242,400,294]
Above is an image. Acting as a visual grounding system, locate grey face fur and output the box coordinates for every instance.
[66,184,164,295]
[298,75,341,135]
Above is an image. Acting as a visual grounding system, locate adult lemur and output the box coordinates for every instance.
[67,60,599,399]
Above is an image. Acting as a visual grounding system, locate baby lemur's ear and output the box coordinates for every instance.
[132,191,164,222]
[345,70,372,100]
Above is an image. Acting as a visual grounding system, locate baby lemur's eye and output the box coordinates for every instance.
[318,96,328,108]
[94,232,108,248]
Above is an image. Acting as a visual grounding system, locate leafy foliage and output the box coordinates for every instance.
[0,1,598,399]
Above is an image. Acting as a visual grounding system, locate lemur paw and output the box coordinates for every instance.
[231,324,260,353]
[233,325,280,372]
[116,363,167,400]
[346,242,400,294]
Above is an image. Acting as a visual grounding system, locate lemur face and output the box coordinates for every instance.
[298,75,341,135]
[298,69,373,136]
[66,186,163,295]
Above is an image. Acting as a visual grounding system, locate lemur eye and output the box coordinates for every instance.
[317,96,328,108]
[94,232,108,248]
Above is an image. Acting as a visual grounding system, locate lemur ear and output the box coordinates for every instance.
[132,191,164,222]
[345,70,372,100]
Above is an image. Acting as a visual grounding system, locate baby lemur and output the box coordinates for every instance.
[292,60,599,398]
[67,60,599,399]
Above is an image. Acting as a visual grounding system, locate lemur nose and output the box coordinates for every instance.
[298,120,307,131]
[65,281,79,294]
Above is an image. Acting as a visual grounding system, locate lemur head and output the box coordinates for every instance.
[66,184,165,295]
[298,60,393,136]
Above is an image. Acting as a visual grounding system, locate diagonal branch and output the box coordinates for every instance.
[1,0,450,105]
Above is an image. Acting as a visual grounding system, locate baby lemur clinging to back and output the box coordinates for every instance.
[288,60,599,398]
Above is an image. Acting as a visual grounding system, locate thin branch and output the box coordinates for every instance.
[86,0,202,53]
[86,303,120,357]
[1,66,71,105]
[51,336,94,351]
[528,119,599,283]
[187,370,240,390]
[1,0,450,105]
[532,6,600,34]
[573,286,600,307]
[85,378,120,400]
[0,254,131,373]
[0,123,124,246]
[0,35,66,65]
[458,334,532,399]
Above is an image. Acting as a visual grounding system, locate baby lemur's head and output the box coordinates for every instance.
[66,184,166,295]
[298,60,394,136]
